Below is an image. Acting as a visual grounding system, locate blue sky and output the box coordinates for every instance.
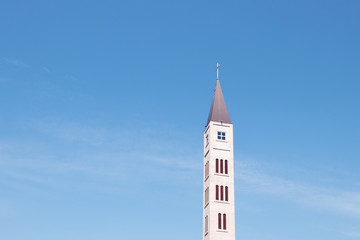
[0,0,359,239]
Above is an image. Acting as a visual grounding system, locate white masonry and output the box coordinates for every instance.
[203,67,235,240]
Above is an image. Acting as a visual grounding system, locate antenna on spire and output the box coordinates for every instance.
[216,63,220,80]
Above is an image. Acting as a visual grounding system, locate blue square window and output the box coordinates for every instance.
[217,131,226,140]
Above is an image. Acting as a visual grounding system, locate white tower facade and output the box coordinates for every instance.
[203,71,235,240]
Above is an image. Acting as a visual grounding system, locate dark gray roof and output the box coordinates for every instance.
[207,79,231,125]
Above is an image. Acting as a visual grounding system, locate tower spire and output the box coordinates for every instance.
[207,64,231,125]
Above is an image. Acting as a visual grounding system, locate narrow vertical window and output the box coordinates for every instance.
[205,162,207,177]
[205,187,209,204]
[205,162,209,178]
[204,162,206,178]
[225,160,228,174]
[220,159,223,173]
[223,214,227,230]
[207,162,209,177]
[225,186,228,201]
[207,188,209,203]
[205,215,208,233]
[204,189,206,204]
[218,213,222,229]
[216,159,219,173]
[220,186,224,201]
[225,187,229,202]
[216,185,219,200]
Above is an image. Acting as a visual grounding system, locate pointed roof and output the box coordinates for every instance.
[207,78,231,125]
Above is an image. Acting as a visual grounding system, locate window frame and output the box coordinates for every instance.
[218,213,222,229]
[217,131,226,140]
[225,186,228,202]
[225,160,228,174]
[216,159,219,173]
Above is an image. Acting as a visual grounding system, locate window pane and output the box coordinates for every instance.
[225,160,228,174]
[223,214,227,230]
[220,159,223,173]
[205,216,208,232]
[216,185,219,200]
[225,186,228,201]
[204,189,206,204]
[205,162,209,178]
[216,159,219,173]
[205,163,207,177]
[218,213,222,229]
[222,132,225,136]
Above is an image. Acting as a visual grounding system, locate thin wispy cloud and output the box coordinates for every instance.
[43,67,51,73]
[344,231,360,239]
[0,150,129,194]
[143,155,201,171]
[2,116,360,222]
[32,120,109,146]
[0,57,28,67]
[0,119,195,191]
[5,117,360,219]
[0,77,9,82]
[236,160,360,218]
[64,74,78,81]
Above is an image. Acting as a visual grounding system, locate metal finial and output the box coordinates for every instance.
[216,63,220,80]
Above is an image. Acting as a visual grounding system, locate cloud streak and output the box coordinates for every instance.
[344,231,360,239]
[0,57,28,67]
[236,160,360,218]
[2,117,360,220]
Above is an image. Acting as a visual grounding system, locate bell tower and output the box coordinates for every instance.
[203,64,235,240]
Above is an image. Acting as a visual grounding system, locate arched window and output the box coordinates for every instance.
[218,213,222,229]
[220,186,224,201]
[216,159,219,173]
[225,186,228,201]
[225,160,228,174]
[220,159,223,173]
[223,214,227,230]
[216,185,219,200]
